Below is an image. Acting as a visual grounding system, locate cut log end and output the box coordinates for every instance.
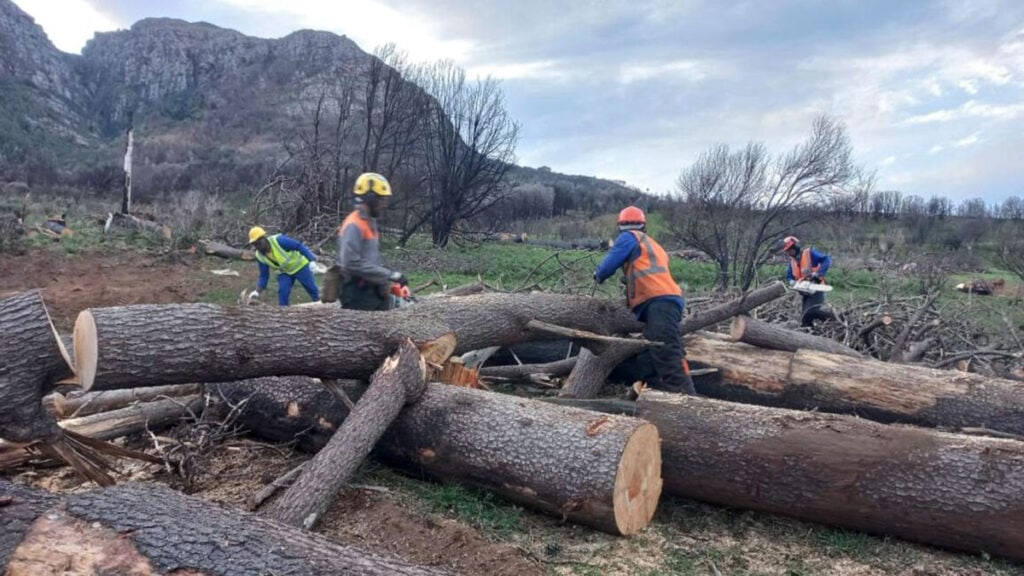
[416,332,457,367]
[74,310,98,392]
[729,315,747,341]
[613,422,662,535]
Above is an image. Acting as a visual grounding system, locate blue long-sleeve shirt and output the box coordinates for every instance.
[258,234,317,290]
[785,247,831,284]
[594,230,685,320]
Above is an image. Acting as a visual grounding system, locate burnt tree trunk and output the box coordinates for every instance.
[377,384,661,535]
[266,340,428,528]
[686,334,1024,435]
[0,481,451,576]
[635,391,1024,562]
[75,293,639,391]
[0,291,75,443]
[730,315,861,357]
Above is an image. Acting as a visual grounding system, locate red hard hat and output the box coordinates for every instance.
[618,206,646,225]
[782,236,800,252]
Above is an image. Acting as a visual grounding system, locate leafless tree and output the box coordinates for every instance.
[415,60,520,247]
[671,115,859,289]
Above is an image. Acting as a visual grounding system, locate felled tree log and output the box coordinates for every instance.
[375,384,661,535]
[199,239,255,260]
[686,335,1024,435]
[0,481,450,576]
[53,384,202,419]
[635,391,1024,562]
[266,340,428,528]
[679,281,786,334]
[103,212,172,241]
[0,291,75,443]
[730,315,861,357]
[480,358,578,380]
[74,293,639,391]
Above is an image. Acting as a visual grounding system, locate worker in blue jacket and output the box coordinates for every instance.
[246,226,321,306]
[782,235,835,327]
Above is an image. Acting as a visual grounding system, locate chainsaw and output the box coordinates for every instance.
[791,280,833,295]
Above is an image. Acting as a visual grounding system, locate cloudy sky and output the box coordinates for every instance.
[12,0,1024,202]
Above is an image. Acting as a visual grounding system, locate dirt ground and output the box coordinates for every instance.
[4,246,1024,576]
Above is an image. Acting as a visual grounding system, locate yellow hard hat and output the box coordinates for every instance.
[248,226,267,244]
[353,172,392,197]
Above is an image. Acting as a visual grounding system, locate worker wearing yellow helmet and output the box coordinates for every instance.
[332,172,406,310]
[246,226,321,306]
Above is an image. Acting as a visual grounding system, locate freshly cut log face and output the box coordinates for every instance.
[74,293,639,391]
[376,384,662,536]
[635,391,1024,562]
[1,480,451,576]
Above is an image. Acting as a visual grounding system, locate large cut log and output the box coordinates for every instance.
[199,238,255,260]
[0,291,75,443]
[104,211,172,241]
[53,384,202,418]
[635,391,1024,562]
[74,293,639,391]
[0,481,450,575]
[558,282,788,399]
[686,334,1024,435]
[376,384,662,535]
[730,315,861,357]
[266,340,428,528]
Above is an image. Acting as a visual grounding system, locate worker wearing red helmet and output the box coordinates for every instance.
[593,206,695,395]
[781,235,834,327]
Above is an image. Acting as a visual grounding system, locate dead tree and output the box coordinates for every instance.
[635,391,1024,562]
[0,481,451,575]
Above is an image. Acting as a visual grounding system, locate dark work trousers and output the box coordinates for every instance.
[340,279,391,311]
[800,291,834,327]
[636,298,696,395]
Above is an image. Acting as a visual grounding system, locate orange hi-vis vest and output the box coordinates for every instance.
[339,209,378,240]
[790,247,826,283]
[623,231,682,310]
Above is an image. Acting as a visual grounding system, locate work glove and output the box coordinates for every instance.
[593,272,602,285]
[389,271,408,286]
[801,267,813,278]
[249,289,261,300]
[809,273,821,283]
[309,261,328,275]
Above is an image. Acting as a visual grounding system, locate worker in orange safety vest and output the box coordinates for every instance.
[782,235,835,327]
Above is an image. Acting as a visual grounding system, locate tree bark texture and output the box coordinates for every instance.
[678,281,786,334]
[199,239,254,260]
[479,357,578,380]
[560,346,643,398]
[267,340,427,528]
[635,391,1024,562]
[53,384,202,419]
[375,384,662,536]
[685,334,1024,435]
[75,293,639,391]
[730,315,861,357]
[0,481,451,576]
[0,291,75,443]
[104,212,172,241]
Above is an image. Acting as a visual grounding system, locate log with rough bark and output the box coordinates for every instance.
[686,334,1024,435]
[635,391,1024,562]
[679,281,786,334]
[0,291,75,444]
[375,384,662,535]
[53,384,202,418]
[730,315,861,357]
[0,481,451,576]
[199,239,255,260]
[480,357,578,380]
[104,211,172,241]
[74,293,639,391]
[266,340,429,528]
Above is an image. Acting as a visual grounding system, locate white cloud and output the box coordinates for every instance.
[13,0,119,53]
[617,59,718,84]
[929,144,944,154]
[881,155,897,166]
[902,99,1024,124]
[466,60,565,81]
[953,132,982,147]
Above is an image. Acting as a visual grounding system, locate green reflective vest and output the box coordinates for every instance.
[255,234,309,275]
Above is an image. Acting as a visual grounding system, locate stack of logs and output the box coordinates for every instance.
[3,280,1024,570]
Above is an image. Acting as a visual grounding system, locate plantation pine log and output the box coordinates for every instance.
[0,291,75,443]
[686,335,1024,435]
[376,384,661,535]
[74,293,640,391]
[0,481,451,576]
[635,391,1024,562]
[730,315,861,357]
[266,340,429,529]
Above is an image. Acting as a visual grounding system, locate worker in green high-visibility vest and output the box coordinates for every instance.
[246,226,321,306]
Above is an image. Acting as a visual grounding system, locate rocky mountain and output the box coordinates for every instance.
[0,0,641,208]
